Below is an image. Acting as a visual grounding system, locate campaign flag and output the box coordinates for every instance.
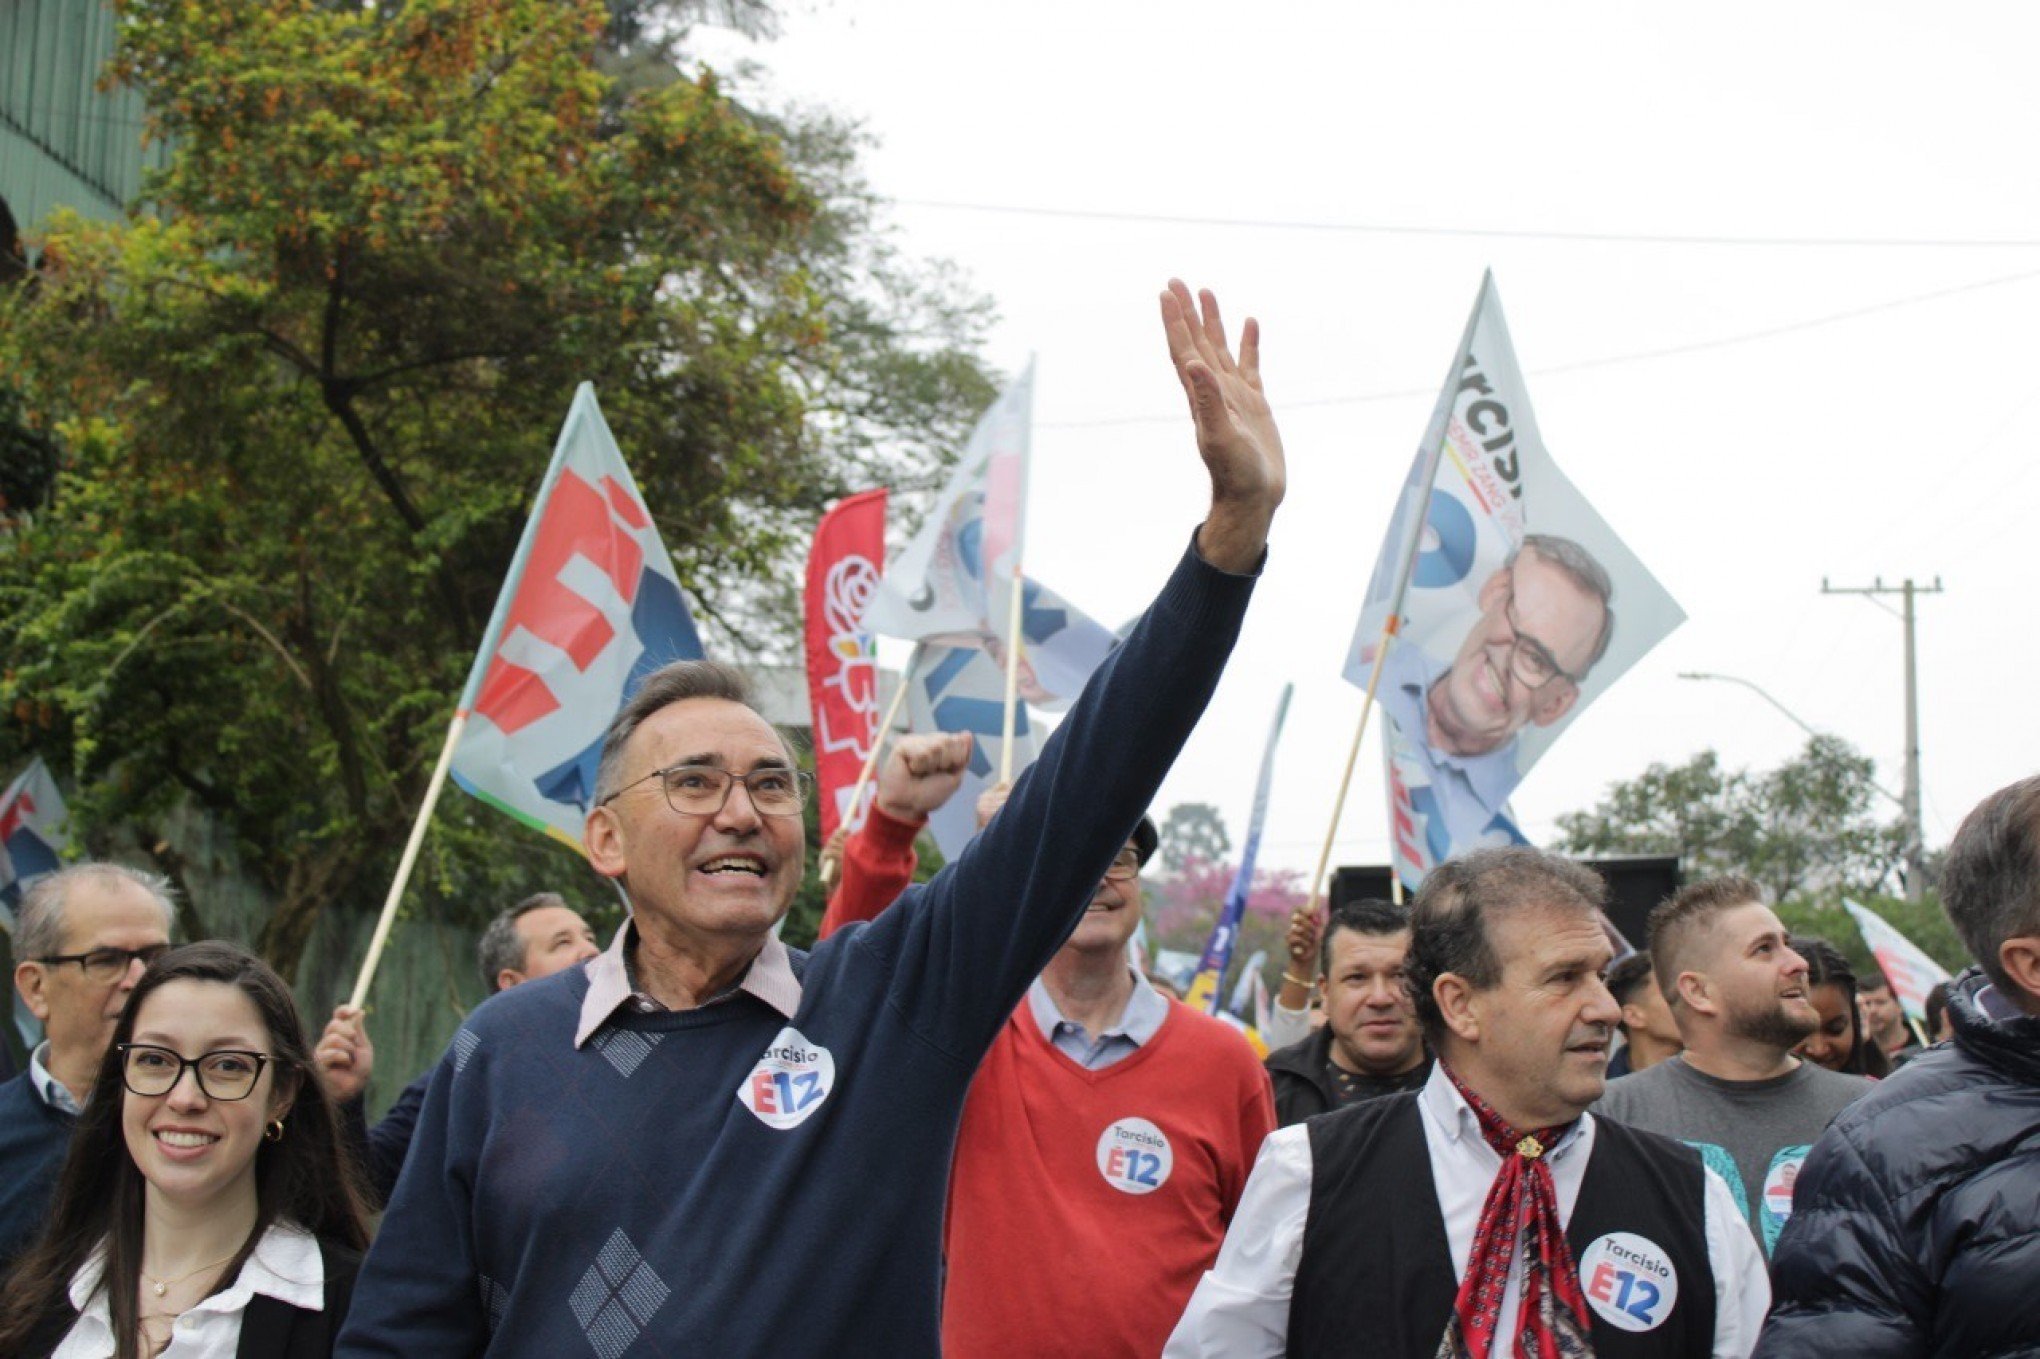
[449,384,704,851]
[1250,967,1273,1043]
[1346,273,1684,889]
[903,641,1037,861]
[804,489,889,842]
[1227,949,1270,1019]
[864,361,1032,649]
[0,757,70,929]
[1843,898,1953,1022]
[1186,684,1294,1013]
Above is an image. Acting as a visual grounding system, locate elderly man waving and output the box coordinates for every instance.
[338,282,1285,1359]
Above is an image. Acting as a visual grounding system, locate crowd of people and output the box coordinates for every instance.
[0,284,2033,1356]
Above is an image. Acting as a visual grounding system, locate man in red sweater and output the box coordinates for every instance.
[824,751,1276,1358]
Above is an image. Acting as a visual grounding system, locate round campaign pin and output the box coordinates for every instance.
[1578,1232,1679,1333]
[735,1026,837,1131]
[1762,1150,1805,1225]
[1095,1117,1174,1196]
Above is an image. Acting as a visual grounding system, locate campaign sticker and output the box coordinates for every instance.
[1760,1147,1811,1254]
[736,1026,836,1131]
[1096,1117,1173,1195]
[1579,1232,1678,1333]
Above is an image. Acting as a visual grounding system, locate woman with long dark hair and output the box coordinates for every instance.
[1791,935,1892,1079]
[0,942,370,1357]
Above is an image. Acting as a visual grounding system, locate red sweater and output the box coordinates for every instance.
[829,801,1275,1355]
[942,1000,1276,1358]
[818,801,921,938]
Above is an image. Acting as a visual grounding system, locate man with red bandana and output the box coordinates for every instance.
[1167,847,1767,1358]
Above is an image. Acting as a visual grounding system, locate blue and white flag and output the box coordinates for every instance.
[0,757,70,930]
[1348,274,1684,889]
[1186,684,1293,1013]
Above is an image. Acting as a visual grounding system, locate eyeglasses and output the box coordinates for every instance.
[601,763,814,818]
[116,1044,278,1102]
[1498,560,1589,691]
[36,945,171,984]
[1102,847,1142,882]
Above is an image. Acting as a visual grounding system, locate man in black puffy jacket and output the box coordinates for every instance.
[1759,774,2040,1356]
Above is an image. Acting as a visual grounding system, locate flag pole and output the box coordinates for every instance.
[997,572,1026,783]
[820,678,911,891]
[1307,271,1492,918]
[348,710,467,1008]
[1304,622,1400,919]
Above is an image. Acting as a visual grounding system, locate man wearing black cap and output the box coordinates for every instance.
[823,750,1276,1359]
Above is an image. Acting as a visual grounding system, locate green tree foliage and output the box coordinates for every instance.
[1159,801,1231,875]
[1773,892,1973,979]
[1555,735,1908,906]
[0,0,996,978]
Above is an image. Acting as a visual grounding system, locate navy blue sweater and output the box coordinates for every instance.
[336,539,1257,1358]
[0,1071,74,1270]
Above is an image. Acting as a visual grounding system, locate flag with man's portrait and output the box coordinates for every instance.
[1348,273,1685,887]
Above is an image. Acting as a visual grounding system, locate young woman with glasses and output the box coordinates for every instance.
[0,942,370,1357]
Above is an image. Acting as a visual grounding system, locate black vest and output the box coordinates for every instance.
[1289,1093,1716,1359]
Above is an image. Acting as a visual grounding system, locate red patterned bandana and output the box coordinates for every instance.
[1434,1063,1593,1359]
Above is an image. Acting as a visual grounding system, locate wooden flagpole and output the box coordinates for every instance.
[819,677,911,891]
[996,572,1026,783]
[348,710,467,1008]
[1304,622,1401,919]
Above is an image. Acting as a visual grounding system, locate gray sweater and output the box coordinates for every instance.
[1593,1055,1870,1257]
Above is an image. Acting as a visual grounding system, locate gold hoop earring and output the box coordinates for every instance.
[264,1118,286,1142]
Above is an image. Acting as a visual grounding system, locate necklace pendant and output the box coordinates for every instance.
[152,1281,167,1297]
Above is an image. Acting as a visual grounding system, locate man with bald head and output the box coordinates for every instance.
[1381,534,1614,850]
[341,280,1287,1358]
[0,863,174,1266]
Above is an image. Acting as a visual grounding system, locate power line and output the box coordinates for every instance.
[897,197,2040,251]
[1041,266,2040,430]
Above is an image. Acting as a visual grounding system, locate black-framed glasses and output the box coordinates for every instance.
[117,1044,278,1102]
[601,764,814,818]
[1499,599,1581,691]
[36,945,171,984]
[1102,847,1142,882]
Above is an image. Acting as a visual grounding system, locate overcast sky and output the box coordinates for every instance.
[695,2,2040,883]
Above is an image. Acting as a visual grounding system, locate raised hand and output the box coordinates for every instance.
[313,1003,375,1104]
[875,731,975,822]
[1286,903,1323,975]
[1160,279,1285,572]
[974,780,1013,831]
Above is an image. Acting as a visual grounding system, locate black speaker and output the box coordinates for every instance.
[1330,854,1682,954]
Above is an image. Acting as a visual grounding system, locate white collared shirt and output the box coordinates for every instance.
[1163,1063,1769,1358]
[29,1042,83,1117]
[54,1220,327,1359]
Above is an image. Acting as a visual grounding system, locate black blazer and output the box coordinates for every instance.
[21,1236,361,1359]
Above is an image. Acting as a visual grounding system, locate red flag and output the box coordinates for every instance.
[804,489,889,841]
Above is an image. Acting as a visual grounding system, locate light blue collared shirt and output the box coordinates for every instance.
[28,1041,82,1117]
[1379,642,1521,844]
[1026,971,1169,1070]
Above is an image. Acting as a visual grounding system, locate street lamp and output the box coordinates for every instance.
[1676,672,1905,811]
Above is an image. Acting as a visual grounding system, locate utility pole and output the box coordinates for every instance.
[1822,576,1943,900]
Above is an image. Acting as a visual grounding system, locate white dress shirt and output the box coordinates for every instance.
[54,1220,327,1359]
[1163,1063,1769,1358]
